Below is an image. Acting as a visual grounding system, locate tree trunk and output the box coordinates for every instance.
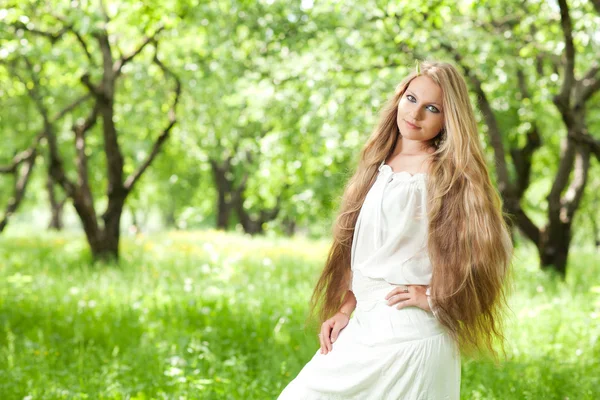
[592,214,600,250]
[210,158,236,230]
[216,189,233,230]
[48,206,64,230]
[88,230,120,261]
[47,175,65,230]
[99,190,126,260]
[282,217,296,236]
[234,191,281,235]
[236,207,265,234]
[539,221,571,276]
[164,209,177,228]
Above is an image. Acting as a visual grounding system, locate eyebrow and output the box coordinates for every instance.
[407,90,443,108]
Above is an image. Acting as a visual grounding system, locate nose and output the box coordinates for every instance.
[410,107,424,121]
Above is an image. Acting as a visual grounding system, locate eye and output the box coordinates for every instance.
[406,94,440,113]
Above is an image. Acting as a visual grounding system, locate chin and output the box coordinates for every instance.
[399,131,419,139]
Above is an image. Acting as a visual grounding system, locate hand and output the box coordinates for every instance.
[385,285,431,312]
[318,312,350,355]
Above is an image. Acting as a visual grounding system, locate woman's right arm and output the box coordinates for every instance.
[319,290,356,355]
[339,289,356,317]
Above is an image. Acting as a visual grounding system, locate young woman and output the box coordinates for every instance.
[278,60,513,399]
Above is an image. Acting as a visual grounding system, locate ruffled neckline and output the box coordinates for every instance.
[378,164,428,181]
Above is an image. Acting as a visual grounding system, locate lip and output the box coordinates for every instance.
[404,119,421,129]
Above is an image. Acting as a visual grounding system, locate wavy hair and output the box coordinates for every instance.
[307,60,514,361]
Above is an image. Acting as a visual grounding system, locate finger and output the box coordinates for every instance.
[387,293,411,306]
[385,285,410,300]
[384,287,401,300]
[331,326,341,343]
[321,332,329,354]
[322,321,334,354]
[320,324,329,353]
[396,298,416,309]
[324,324,333,352]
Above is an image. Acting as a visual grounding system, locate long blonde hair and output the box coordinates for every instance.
[307,60,514,360]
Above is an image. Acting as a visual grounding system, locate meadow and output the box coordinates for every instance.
[0,230,598,399]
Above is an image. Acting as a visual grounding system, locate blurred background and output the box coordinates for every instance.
[0,0,599,399]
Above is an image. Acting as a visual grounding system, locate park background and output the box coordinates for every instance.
[1,0,599,399]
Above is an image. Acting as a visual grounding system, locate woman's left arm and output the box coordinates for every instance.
[425,286,440,319]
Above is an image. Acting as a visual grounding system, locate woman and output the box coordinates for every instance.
[278,60,513,399]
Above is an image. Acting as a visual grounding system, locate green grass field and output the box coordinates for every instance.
[0,230,598,399]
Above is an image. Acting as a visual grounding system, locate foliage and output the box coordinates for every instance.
[0,2,598,250]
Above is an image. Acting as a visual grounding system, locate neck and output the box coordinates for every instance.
[393,137,429,156]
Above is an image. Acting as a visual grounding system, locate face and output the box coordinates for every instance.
[396,75,445,142]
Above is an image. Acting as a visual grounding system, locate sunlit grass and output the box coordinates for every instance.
[0,230,598,399]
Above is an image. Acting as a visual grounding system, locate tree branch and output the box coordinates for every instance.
[51,13,95,63]
[0,145,37,232]
[547,135,576,215]
[562,146,590,221]
[114,26,165,78]
[10,57,81,197]
[568,132,600,161]
[71,102,101,221]
[435,40,543,244]
[10,21,68,43]
[123,45,182,193]
[0,143,38,174]
[511,67,542,198]
[592,0,600,15]
[554,0,575,112]
[439,42,512,193]
[576,63,600,106]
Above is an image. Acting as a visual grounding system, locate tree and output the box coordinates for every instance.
[3,2,181,260]
[433,0,600,275]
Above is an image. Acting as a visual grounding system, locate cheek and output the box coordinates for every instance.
[426,117,444,134]
[397,97,411,110]
[430,116,443,127]
[397,102,412,120]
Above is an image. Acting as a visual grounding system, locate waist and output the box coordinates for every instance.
[351,299,445,344]
[351,269,428,311]
[349,270,443,342]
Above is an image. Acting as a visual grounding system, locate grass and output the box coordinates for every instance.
[0,229,598,399]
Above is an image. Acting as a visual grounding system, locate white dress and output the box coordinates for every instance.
[278,162,461,400]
